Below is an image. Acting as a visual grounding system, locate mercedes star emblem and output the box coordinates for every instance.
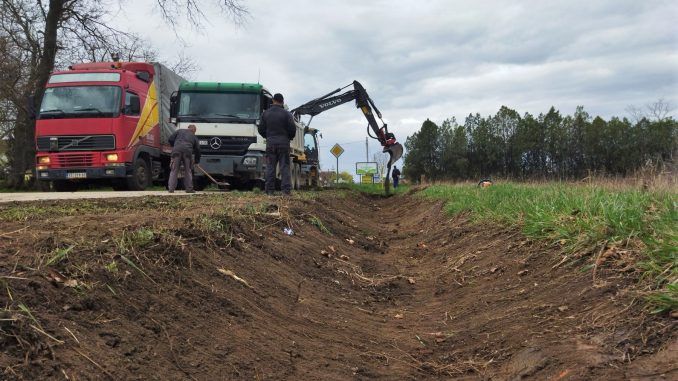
[209,137,222,149]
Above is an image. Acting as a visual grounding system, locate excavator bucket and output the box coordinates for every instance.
[385,143,404,167]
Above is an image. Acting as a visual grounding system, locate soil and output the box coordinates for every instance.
[0,191,675,380]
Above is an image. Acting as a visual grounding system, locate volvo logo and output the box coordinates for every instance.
[209,137,222,149]
[319,99,342,109]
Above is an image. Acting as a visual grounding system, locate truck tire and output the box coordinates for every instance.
[52,180,78,192]
[127,158,150,191]
[294,164,302,190]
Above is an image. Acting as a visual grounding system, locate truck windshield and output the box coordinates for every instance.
[178,92,260,121]
[39,86,121,119]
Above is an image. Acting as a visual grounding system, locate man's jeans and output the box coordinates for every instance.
[265,144,291,194]
[168,151,193,192]
[393,177,399,188]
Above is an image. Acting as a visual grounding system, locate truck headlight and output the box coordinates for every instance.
[242,157,257,166]
[105,153,119,162]
[38,156,50,164]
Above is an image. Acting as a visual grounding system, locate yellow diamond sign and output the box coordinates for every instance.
[330,143,344,158]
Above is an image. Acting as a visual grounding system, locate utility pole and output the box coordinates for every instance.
[365,137,369,162]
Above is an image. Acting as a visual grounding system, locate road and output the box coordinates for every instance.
[0,190,200,203]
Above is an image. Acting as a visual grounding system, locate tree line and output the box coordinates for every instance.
[403,103,676,182]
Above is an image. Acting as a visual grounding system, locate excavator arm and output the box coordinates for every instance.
[292,81,404,192]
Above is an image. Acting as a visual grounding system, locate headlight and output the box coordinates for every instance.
[243,157,257,166]
[105,153,119,161]
[38,156,50,164]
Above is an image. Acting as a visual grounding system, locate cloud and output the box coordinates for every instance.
[111,0,677,174]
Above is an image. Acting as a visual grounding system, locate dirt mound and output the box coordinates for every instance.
[0,192,674,380]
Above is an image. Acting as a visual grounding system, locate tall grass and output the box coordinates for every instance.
[420,183,677,312]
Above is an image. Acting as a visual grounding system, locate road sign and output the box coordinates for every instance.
[356,162,378,175]
[330,143,344,158]
[361,175,374,184]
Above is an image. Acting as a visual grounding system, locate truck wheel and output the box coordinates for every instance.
[52,180,78,192]
[127,158,150,191]
[295,164,302,190]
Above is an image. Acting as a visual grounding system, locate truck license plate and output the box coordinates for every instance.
[67,172,87,179]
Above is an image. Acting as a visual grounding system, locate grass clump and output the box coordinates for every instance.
[421,182,677,312]
[309,215,331,235]
[114,227,156,254]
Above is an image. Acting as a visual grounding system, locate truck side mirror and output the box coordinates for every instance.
[27,95,36,120]
[129,96,141,115]
[169,92,178,118]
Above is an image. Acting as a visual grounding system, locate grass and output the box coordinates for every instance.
[114,227,156,254]
[420,182,677,313]
[345,183,410,195]
[46,245,75,266]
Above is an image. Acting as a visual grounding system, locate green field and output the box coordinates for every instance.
[417,183,677,313]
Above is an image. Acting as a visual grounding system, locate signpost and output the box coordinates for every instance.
[355,162,378,184]
[330,143,344,185]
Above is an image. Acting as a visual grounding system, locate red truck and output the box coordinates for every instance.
[34,61,184,191]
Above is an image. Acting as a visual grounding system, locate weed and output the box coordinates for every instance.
[120,255,156,284]
[104,261,118,273]
[309,215,331,235]
[46,245,75,266]
[17,303,41,328]
[114,227,156,254]
[199,216,229,233]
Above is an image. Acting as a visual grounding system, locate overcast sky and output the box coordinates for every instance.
[116,0,677,174]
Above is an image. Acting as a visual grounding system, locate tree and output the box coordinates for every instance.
[372,152,389,178]
[0,0,247,188]
[403,119,440,182]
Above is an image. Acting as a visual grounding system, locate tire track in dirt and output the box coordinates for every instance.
[0,192,674,380]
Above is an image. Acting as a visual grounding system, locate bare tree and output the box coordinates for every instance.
[626,98,675,123]
[372,152,389,178]
[0,0,247,188]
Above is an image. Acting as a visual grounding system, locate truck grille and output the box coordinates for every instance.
[198,136,256,155]
[37,135,115,151]
[52,153,96,167]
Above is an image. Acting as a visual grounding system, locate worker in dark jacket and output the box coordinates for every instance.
[168,124,201,193]
[258,93,296,195]
[392,165,401,188]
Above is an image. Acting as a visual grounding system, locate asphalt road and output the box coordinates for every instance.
[0,191,200,203]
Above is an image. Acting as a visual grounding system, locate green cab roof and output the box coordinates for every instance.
[179,82,264,93]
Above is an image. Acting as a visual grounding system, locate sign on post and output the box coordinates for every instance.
[361,175,374,184]
[330,144,344,185]
[355,162,378,175]
[330,144,344,158]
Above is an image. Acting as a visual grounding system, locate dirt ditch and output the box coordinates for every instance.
[0,191,675,380]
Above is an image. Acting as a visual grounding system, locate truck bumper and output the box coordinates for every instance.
[196,152,265,180]
[36,165,129,181]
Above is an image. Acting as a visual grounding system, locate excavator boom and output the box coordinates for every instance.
[292,81,404,190]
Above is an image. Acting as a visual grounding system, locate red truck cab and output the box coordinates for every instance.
[35,61,183,191]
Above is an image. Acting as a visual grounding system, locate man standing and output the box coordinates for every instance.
[392,165,401,188]
[168,124,201,193]
[258,93,296,195]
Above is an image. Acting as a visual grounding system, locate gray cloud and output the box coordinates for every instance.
[113,0,678,175]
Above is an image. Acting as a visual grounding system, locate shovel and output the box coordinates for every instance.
[194,164,230,189]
